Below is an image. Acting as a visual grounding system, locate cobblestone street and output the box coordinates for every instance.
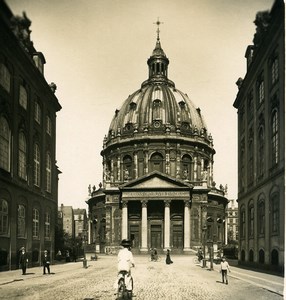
[0,255,283,300]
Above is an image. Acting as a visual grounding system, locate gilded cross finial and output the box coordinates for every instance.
[153,17,163,41]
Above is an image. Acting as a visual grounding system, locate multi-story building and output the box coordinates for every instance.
[58,205,74,238]
[0,1,61,271]
[233,0,284,273]
[87,24,229,255]
[226,199,238,242]
[74,208,88,238]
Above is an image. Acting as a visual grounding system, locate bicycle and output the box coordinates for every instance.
[193,256,203,264]
[116,270,133,300]
[149,254,161,262]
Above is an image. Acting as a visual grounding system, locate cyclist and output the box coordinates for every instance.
[114,239,135,296]
[197,247,204,262]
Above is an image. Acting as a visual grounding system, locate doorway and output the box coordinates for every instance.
[151,224,162,249]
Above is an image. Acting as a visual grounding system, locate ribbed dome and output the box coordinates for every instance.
[105,38,212,147]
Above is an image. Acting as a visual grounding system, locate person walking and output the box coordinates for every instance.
[220,256,231,284]
[43,250,51,275]
[166,249,173,265]
[19,247,28,275]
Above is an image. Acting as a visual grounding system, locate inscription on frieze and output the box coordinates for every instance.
[123,191,189,198]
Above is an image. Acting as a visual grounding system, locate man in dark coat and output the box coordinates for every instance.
[43,250,51,275]
[19,247,28,275]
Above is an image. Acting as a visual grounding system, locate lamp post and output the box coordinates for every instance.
[206,217,214,271]
[202,225,207,268]
[82,229,87,268]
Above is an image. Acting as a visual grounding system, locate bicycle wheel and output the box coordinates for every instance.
[193,257,199,264]
[117,278,125,300]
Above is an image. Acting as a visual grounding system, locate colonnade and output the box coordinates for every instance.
[121,199,191,252]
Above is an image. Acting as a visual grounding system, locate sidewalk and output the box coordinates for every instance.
[0,261,83,286]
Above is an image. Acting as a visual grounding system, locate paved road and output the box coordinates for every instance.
[0,255,284,300]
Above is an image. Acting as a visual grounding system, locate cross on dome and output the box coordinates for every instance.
[153,17,163,41]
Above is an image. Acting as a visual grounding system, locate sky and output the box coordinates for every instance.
[7,0,275,209]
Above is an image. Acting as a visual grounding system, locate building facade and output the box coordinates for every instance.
[226,199,238,243]
[58,205,74,238]
[74,208,88,238]
[87,25,228,255]
[0,1,61,271]
[233,0,284,273]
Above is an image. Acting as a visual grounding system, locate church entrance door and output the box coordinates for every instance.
[172,224,183,249]
[151,224,162,249]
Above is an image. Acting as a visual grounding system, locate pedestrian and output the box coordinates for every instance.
[19,247,28,275]
[220,256,231,284]
[165,249,173,265]
[66,250,70,262]
[43,250,51,275]
[56,250,62,261]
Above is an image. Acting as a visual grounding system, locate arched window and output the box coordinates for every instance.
[34,101,41,124]
[258,80,264,104]
[0,116,10,171]
[240,206,245,238]
[19,85,28,109]
[0,199,8,235]
[271,57,279,84]
[123,155,133,180]
[17,204,26,237]
[34,144,40,186]
[152,99,161,120]
[257,126,264,178]
[258,198,265,235]
[248,202,254,238]
[46,116,52,135]
[181,154,192,180]
[150,152,163,173]
[271,249,279,265]
[32,208,39,238]
[270,192,279,234]
[271,109,279,165]
[259,249,265,264]
[247,128,254,185]
[249,249,254,262]
[18,132,27,180]
[44,210,51,239]
[46,152,51,192]
[0,63,11,92]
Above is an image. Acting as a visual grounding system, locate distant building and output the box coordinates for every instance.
[226,199,238,242]
[74,208,88,238]
[58,205,88,240]
[59,205,74,238]
[0,1,61,271]
[233,0,284,273]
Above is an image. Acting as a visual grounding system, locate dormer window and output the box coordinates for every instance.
[33,52,46,74]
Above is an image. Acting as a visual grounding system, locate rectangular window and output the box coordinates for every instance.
[0,199,9,235]
[271,58,279,84]
[17,205,26,237]
[33,144,40,186]
[46,153,52,192]
[32,208,39,238]
[45,212,50,238]
[19,85,28,109]
[0,63,10,92]
[0,117,10,171]
[46,116,52,135]
[34,101,41,124]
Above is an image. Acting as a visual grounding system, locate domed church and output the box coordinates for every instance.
[87,24,228,254]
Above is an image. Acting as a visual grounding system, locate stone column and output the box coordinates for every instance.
[184,200,191,252]
[122,201,128,240]
[117,154,120,181]
[164,200,171,250]
[194,156,197,181]
[134,151,138,179]
[141,200,148,252]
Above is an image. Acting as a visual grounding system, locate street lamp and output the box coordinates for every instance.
[202,225,207,268]
[82,229,87,268]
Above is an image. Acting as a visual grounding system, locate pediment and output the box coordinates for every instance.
[120,171,192,190]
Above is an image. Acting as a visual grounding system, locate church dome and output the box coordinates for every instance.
[105,35,212,147]
[101,29,215,187]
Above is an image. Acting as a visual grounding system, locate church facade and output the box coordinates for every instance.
[87,26,228,254]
